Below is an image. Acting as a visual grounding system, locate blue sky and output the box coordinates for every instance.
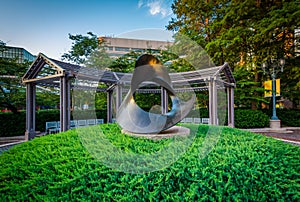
[0,0,175,60]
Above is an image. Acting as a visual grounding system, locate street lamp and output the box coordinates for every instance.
[262,58,285,128]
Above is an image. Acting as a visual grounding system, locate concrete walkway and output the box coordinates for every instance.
[0,141,25,155]
[244,127,300,146]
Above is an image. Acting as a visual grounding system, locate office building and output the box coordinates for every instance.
[0,46,36,63]
[99,36,173,58]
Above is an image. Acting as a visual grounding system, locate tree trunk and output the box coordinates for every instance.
[1,102,19,114]
[251,72,259,110]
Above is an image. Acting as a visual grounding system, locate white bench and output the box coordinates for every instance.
[45,121,60,134]
[201,118,210,124]
[45,118,105,133]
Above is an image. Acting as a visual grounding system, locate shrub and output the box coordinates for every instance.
[0,109,106,137]
[0,112,26,137]
[188,108,209,118]
[191,108,271,128]
[0,108,298,137]
[0,124,299,201]
[234,109,269,128]
[262,109,300,127]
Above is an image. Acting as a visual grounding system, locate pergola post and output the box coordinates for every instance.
[161,87,168,114]
[208,79,213,125]
[25,83,36,140]
[107,90,113,123]
[116,84,122,110]
[212,78,218,125]
[67,79,71,128]
[208,77,218,125]
[60,75,70,132]
[227,87,235,127]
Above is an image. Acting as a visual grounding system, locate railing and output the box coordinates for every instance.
[45,119,104,134]
[180,117,210,124]
[46,118,208,134]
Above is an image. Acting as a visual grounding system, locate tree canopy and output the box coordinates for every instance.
[0,58,28,113]
[168,0,300,108]
[61,32,99,65]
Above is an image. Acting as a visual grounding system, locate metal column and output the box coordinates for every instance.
[107,90,113,123]
[208,79,213,125]
[116,84,123,110]
[212,78,218,125]
[227,87,235,127]
[25,83,36,140]
[161,87,168,114]
[60,75,70,132]
[208,77,218,125]
[66,77,71,130]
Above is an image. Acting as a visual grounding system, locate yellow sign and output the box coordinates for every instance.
[264,79,280,97]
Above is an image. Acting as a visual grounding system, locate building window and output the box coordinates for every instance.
[105,47,113,51]
[115,47,130,52]
[131,48,145,52]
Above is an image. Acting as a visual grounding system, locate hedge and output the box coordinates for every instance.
[0,124,299,200]
[262,109,300,127]
[0,108,299,137]
[234,109,270,128]
[0,112,27,137]
[0,110,106,137]
[190,108,270,128]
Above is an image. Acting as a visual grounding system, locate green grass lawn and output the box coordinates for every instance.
[0,124,299,201]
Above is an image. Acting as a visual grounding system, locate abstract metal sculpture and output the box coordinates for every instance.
[116,54,195,134]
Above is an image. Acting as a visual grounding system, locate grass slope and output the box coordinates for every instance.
[0,124,299,201]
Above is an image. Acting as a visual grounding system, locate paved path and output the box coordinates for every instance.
[245,127,300,146]
[0,141,25,155]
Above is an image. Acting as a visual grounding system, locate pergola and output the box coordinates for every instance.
[22,53,236,140]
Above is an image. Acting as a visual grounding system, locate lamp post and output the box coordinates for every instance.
[262,58,285,128]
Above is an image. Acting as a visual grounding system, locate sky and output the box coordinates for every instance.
[0,0,175,60]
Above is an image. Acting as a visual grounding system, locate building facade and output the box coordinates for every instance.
[0,46,36,63]
[99,36,173,57]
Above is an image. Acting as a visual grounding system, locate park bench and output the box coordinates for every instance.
[45,119,104,134]
[180,117,210,124]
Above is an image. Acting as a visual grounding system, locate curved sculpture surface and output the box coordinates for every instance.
[116,54,195,134]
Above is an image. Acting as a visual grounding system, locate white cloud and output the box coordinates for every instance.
[138,0,144,8]
[138,0,172,18]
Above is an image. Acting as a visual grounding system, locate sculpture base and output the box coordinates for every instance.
[270,119,281,129]
[122,126,190,140]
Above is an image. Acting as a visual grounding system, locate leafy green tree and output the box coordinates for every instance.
[0,41,60,113]
[168,0,300,109]
[0,40,7,53]
[233,66,265,108]
[62,32,99,64]
[36,90,60,109]
[108,51,139,73]
[278,56,300,107]
[84,43,112,70]
[0,58,28,113]
[61,31,218,110]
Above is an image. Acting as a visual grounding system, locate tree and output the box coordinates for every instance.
[0,40,7,53]
[36,90,60,109]
[168,0,300,109]
[0,41,61,113]
[0,58,28,113]
[84,43,112,70]
[61,32,99,64]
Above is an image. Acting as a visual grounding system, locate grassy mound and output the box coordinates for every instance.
[0,124,299,201]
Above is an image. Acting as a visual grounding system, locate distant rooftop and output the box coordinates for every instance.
[99,36,173,58]
[0,46,36,63]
